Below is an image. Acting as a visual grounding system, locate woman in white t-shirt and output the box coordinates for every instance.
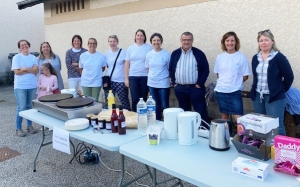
[124,29,153,112]
[145,33,171,120]
[104,35,130,110]
[79,38,106,101]
[214,32,250,130]
[11,40,39,137]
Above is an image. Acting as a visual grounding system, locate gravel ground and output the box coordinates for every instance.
[0,85,197,187]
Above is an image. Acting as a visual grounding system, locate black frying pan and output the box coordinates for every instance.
[38,94,73,102]
[56,98,94,109]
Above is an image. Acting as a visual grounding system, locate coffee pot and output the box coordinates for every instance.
[209,119,230,151]
[177,112,201,145]
[163,108,184,139]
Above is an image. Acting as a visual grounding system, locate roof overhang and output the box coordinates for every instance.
[17,0,52,10]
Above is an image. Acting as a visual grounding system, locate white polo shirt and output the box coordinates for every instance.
[125,43,152,76]
[79,51,106,87]
[11,53,38,89]
[145,49,171,88]
[214,51,250,93]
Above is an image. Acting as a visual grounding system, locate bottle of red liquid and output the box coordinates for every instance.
[118,105,126,135]
[111,104,118,133]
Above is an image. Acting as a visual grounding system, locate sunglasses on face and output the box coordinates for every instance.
[258,29,274,37]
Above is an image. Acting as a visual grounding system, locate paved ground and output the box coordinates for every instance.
[0,86,197,187]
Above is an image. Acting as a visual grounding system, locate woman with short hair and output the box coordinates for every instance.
[65,35,87,92]
[145,33,171,120]
[104,35,130,110]
[124,29,152,112]
[250,29,294,135]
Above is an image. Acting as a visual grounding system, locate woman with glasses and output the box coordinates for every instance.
[214,32,250,132]
[249,29,294,135]
[124,29,153,112]
[11,40,38,137]
[79,38,106,101]
[37,42,64,92]
[104,35,130,110]
[145,33,171,120]
[65,35,87,92]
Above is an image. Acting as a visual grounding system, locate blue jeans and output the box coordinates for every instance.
[148,87,170,120]
[14,88,37,130]
[129,76,148,112]
[216,90,243,115]
[252,92,286,135]
[174,85,208,127]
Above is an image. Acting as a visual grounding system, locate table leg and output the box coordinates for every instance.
[118,154,125,187]
[33,126,52,172]
[152,168,157,187]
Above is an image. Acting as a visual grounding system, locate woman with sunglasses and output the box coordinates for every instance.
[37,42,64,92]
[124,29,152,112]
[79,38,106,101]
[214,32,250,130]
[249,29,294,135]
[65,35,87,92]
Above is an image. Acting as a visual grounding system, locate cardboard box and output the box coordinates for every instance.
[274,135,300,176]
[232,134,271,161]
[232,157,269,181]
[237,113,278,145]
[146,125,162,145]
[232,113,278,160]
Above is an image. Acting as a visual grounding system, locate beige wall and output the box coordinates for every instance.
[0,0,44,74]
[43,0,300,116]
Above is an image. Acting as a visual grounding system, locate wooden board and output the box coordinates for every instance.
[38,94,73,102]
[56,98,94,109]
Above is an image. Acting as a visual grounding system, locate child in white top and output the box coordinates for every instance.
[37,63,58,98]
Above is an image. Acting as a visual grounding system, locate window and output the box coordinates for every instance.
[51,0,89,16]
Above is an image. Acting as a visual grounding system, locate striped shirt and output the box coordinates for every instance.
[175,48,198,84]
[256,50,278,99]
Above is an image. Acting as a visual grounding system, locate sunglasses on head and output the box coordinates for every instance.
[258,29,273,36]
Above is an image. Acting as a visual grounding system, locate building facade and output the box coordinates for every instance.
[0,0,44,83]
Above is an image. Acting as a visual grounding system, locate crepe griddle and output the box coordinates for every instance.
[38,94,73,102]
[56,98,94,109]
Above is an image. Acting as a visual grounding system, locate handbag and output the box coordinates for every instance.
[102,49,122,91]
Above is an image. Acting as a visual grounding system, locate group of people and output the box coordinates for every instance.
[11,29,294,137]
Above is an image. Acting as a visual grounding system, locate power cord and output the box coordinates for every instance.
[99,156,150,187]
[69,142,101,164]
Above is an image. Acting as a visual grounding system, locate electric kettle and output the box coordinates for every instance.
[163,108,184,139]
[177,112,201,145]
[209,119,230,151]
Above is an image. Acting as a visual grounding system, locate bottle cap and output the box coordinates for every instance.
[119,105,123,110]
[112,104,116,109]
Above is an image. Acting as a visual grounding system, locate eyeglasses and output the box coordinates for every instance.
[258,29,273,36]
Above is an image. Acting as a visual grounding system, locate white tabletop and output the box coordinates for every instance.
[119,136,300,187]
[19,109,145,152]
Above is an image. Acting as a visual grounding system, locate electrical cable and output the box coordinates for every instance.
[69,141,101,164]
[99,157,150,187]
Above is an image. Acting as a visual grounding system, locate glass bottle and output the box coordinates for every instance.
[111,104,118,133]
[118,105,126,135]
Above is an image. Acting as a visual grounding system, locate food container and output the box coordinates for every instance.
[146,125,162,145]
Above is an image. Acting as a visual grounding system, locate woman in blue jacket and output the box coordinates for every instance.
[249,29,294,135]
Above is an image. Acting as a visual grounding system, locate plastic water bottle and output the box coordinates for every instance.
[107,90,115,109]
[137,98,147,134]
[146,96,156,125]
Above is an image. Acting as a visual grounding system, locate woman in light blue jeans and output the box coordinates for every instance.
[11,40,39,137]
